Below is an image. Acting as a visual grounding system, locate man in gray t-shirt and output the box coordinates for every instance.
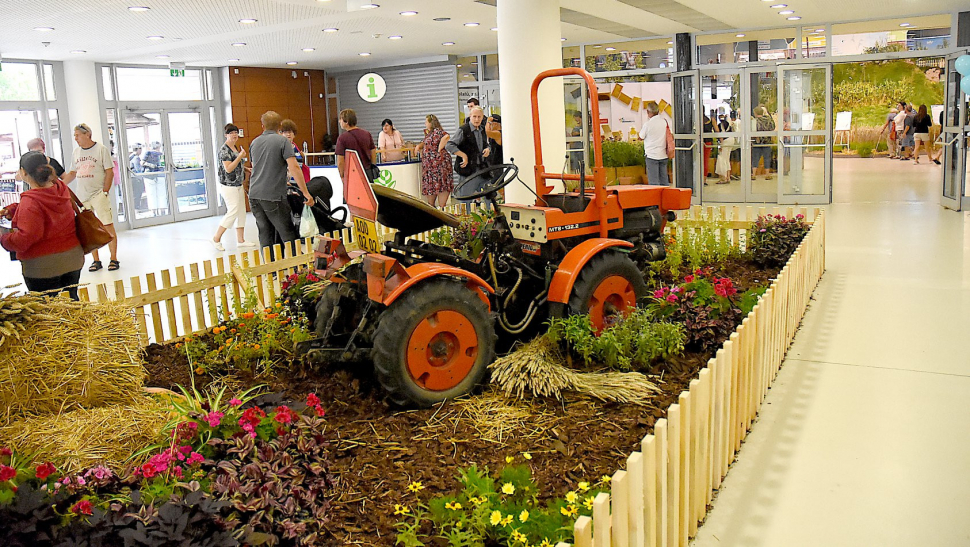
[248,110,312,250]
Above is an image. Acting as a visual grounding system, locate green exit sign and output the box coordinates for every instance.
[170,69,185,77]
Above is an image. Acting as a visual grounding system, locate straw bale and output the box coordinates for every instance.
[0,396,169,473]
[0,298,146,419]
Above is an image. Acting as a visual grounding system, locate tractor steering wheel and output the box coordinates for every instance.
[454,163,519,201]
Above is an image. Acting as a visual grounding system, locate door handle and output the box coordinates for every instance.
[937,135,959,146]
[674,142,697,151]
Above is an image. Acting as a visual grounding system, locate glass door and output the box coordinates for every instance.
[167,111,214,221]
[941,52,968,211]
[123,111,172,227]
[701,69,744,202]
[564,78,588,177]
[778,64,832,205]
[744,67,779,203]
[672,70,701,202]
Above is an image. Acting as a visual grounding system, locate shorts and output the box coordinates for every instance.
[751,145,773,169]
[914,133,930,144]
[82,191,115,225]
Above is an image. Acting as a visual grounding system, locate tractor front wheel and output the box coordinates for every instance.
[372,279,496,407]
[567,250,646,334]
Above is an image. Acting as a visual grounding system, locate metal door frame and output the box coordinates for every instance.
[672,69,702,204]
[941,50,968,211]
[777,63,832,205]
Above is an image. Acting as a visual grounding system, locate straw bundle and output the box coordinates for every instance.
[0,396,170,473]
[489,337,661,405]
[0,290,56,350]
[0,298,146,418]
[416,390,559,444]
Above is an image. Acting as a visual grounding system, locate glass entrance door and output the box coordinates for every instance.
[672,70,701,203]
[167,111,212,220]
[941,52,968,211]
[778,64,832,205]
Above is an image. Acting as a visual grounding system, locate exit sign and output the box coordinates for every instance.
[170,69,185,77]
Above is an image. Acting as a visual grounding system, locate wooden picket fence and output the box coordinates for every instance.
[554,208,826,547]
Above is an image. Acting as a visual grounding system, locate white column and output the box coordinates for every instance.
[62,61,103,145]
[497,0,567,205]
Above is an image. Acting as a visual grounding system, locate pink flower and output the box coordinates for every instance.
[84,466,112,481]
[172,466,184,479]
[75,476,86,487]
[0,447,11,457]
[684,274,694,283]
[186,452,205,466]
[306,393,320,407]
[314,405,326,417]
[759,228,766,232]
[205,411,224,428]
[274,406,296,425]
[671,286,682,294]
[70,500,93,516]
[652,289,665,299]
[665,294,679,303]
[35,462,56,481]
[228,398,243,407]
[0,465,16,482]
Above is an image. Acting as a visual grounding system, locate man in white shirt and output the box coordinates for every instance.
[62,123,118,271]
[637,101,670,186]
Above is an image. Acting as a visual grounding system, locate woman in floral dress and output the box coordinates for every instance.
[416,114,453,208]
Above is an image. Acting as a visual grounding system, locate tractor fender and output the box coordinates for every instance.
[383,263,495,309]
[547,238,634,304]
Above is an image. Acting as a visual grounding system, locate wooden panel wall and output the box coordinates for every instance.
[227,67,333,154]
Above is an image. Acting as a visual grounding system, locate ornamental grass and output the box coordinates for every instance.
[489,337,660,404]
[0,396,170,473]
[0,296,146,419]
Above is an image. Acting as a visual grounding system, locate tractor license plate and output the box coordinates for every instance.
[352,216,383,253]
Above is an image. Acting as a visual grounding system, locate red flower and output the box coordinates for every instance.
[0,465,16,482]
[70,500,93,516]
[0,447,11,457]
[239,407,266,429]
[273,405,296,425]
[35,462,56,481]
[314,405,326,417]
[684,274,694,283]
[306,393,320,407]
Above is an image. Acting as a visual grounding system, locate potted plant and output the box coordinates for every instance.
[602,140,645,184]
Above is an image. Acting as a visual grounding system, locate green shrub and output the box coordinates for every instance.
[857,144,874,158]
[602,140,645,168]
[747,214,810,268]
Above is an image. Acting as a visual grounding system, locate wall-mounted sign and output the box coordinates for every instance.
[357,72,386,102]
[170,69,185,78]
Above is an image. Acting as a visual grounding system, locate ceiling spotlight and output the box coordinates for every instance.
[667,40,673,45]
[286,61,298,65]
[433,17,450,22]
[778,10,794,15]
[561,37,567,42]
[770,4,786,7]
[33,26,55,31]
[323,27,339,32]
[228,58,240,62]
[605,47,616,51]
[128,6,150,11]
[231,42,246,46]
[156,54,170,58]
[442,41,455,46]
[592,45,602,48]
[787,16,801,20]
[400,10,417,16]
[736,33,745,37]
[457,64,462,67]
[464,22,479,27]
[899,22,912,27]
[360,3,379,9]
[491,27,498,31]
[302,47,315,51]
[359,52,371,56]
[147,35,164,40]
[388,35,402,40]
[70,50,86,54]
[239,18,257,24]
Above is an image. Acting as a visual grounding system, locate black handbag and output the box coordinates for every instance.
[365,163,380,182]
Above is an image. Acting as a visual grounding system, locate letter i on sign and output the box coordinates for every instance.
[367,77,377,99]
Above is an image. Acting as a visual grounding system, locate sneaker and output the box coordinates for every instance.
[211,240,225,251]
[237,241,257,248]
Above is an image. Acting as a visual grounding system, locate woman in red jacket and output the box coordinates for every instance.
[0,151,84,299]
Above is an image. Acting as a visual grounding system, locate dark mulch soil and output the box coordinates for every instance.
[141,257,782,546]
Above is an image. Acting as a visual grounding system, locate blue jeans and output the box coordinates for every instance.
[645,157,669,186]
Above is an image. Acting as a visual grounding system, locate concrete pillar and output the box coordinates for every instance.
[496,0,567,205]
[62,61,103,145]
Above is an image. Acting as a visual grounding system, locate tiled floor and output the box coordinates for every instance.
[692,157,970,546]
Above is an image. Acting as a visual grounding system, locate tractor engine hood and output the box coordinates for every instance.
[372,184,461,237]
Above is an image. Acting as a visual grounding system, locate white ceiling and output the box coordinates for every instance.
[0,0,964,72]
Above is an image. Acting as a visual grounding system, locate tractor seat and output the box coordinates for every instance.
[545,192,592,214]
[373,184,461,237]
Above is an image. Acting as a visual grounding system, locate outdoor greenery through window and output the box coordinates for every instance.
[0,62,40,101]
[586,38,672,72]
[831,15,951,56]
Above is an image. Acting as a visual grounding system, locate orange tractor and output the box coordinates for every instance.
[305,68,692,406]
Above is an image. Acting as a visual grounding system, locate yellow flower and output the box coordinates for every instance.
[583,496,595,510]
[490,510,502,526]
[519,509,529,522]
[470,496,486,505]
[540,541,553,547]
[500,515,513,526]
[501,482,515,495]
[560,504,578,517]
[506,455,514,463]
[600,474,612,484]
[565,491,578,504]
[454,520,463,529]
[445,501,462,511]
[393,504,410,515]
[577,481,590,492]
[522,452,532,460]
[511,530,527,543]
[407,481,424,493]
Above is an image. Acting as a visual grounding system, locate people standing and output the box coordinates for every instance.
[26,138,65,178]
[335,109,377,189]
[880,107,899,158]
[416,114,453,209]
[703,111,715,182]
[911,105,941,165]
[899,104,916,161]
[715,112,738,184]
[60,123,118,272]
[637,101,670,186]
[0,152,84,299]
[211,124,255,251]
[377,119,406,162]
[894,102,910,160]
[751,105,776,181]
[141,142,167,215]
[248,111,313,251]
[280,119,312,183]
[485,114,503,166]
[446,106,491,207]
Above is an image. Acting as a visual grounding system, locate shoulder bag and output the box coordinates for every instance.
[665,121,676,159]
[68,187,113,254]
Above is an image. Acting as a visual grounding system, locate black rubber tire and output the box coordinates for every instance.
[372,279,496,407]
[313,265,367,340]
[567,250,647,329]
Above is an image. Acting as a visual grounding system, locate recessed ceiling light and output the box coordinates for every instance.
[779,10,794,15]
[228,58,240,62]
[433,17,450,22]
[787,16,801,20]
[302,47,315,52]
[464,22,479,27]
[323,27,339,32]
[561,37,567,42]
[770,4,786,7]
[33,27,55,31]
[231,42,246,46]
[667,41,673,45]
[360,3,379,9]
[239,18,257,24]
[359,52,371,56]
[816,28,824,32]
[128,6,150,11]
[147,35,164,40]
[70,50,86,54]
[388,35,402,40]
[457,64,462,67]
[491,27,498,31]
[605,47,616,51]
[442,41,455,46]
[156,54,169,58]
[286,61,298,65]
[400,10,418,16]
[899,22,912,27]
[736,33,745,37]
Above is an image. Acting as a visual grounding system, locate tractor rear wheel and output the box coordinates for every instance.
[372,279,496,407]
[567,250,646,334]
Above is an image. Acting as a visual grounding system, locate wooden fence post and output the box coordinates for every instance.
[612,470,628,547]
[627,452,645,547]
